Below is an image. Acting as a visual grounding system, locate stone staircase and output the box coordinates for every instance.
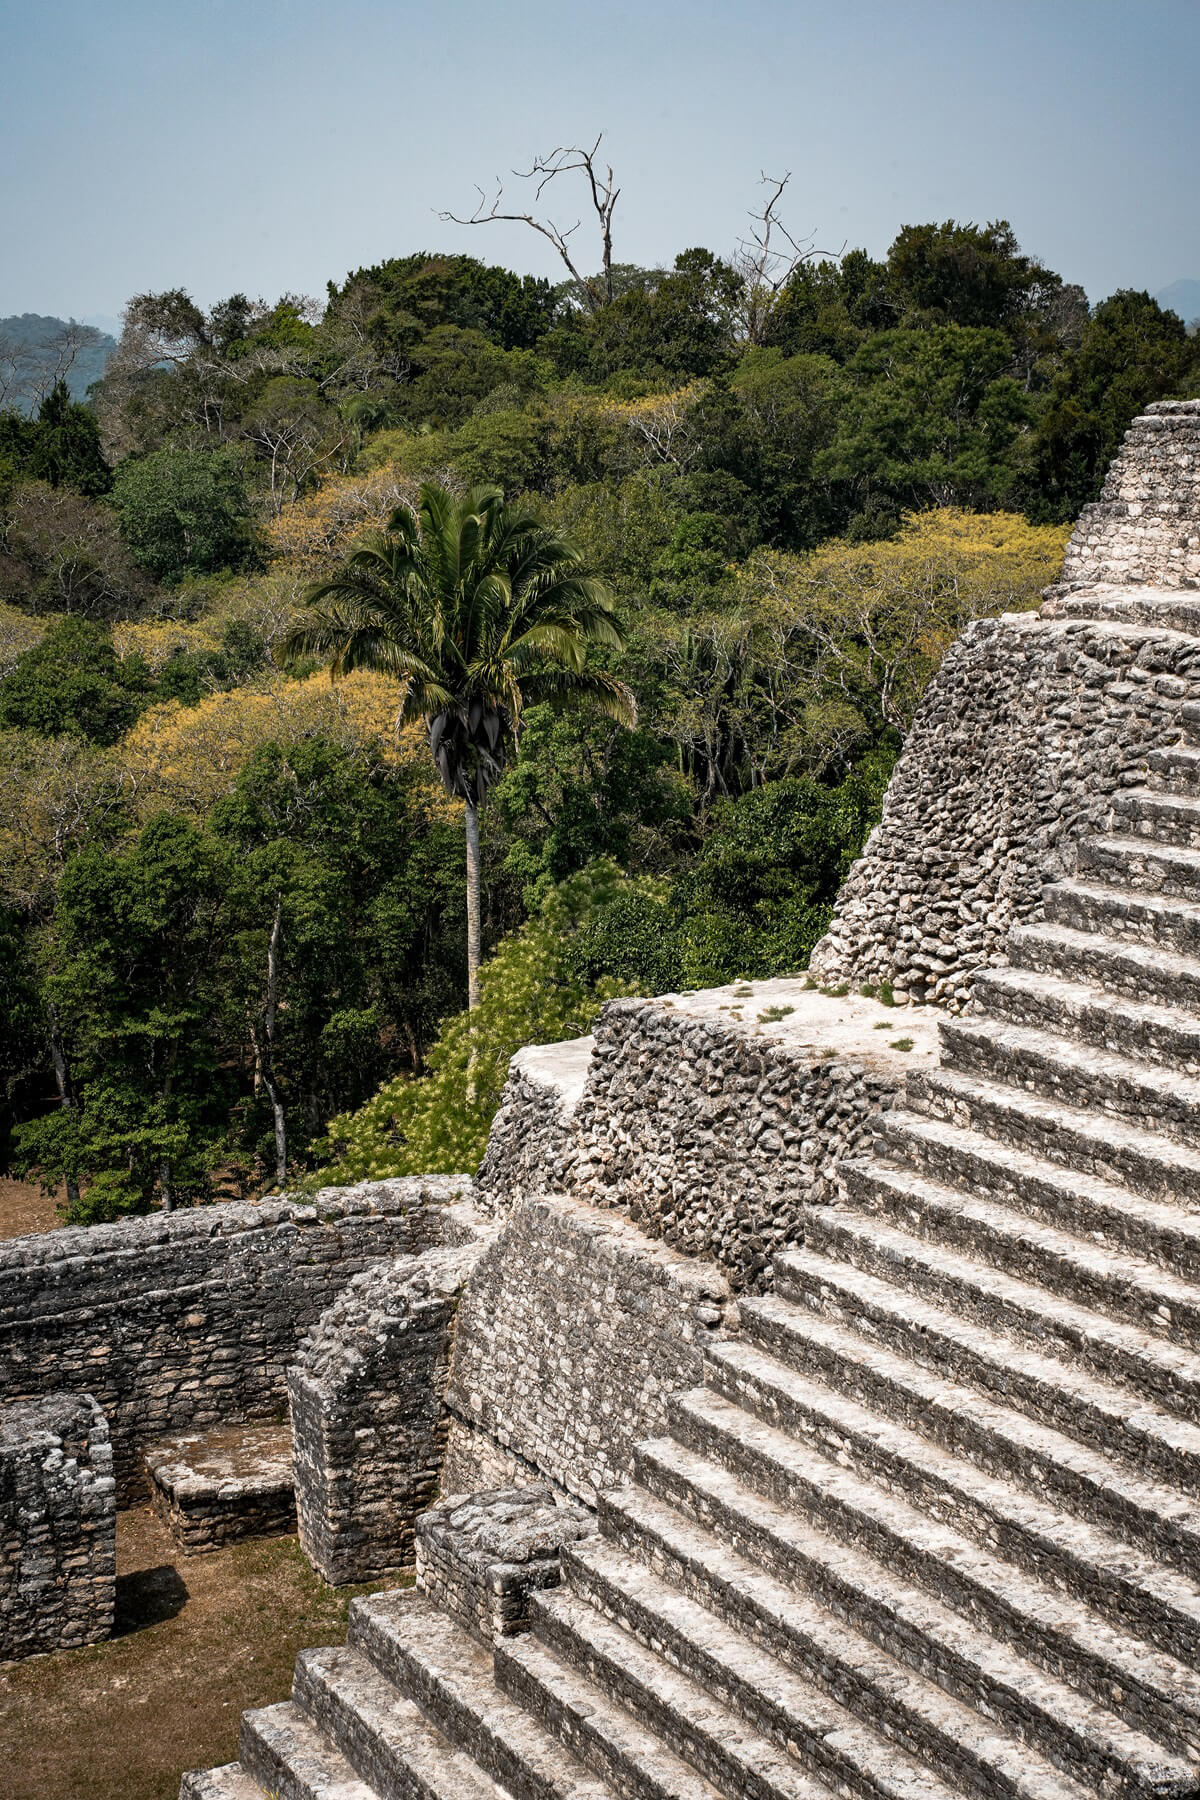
[184,729,1200,1799]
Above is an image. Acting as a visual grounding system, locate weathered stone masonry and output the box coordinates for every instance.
[811,399,1200,1005]
[479,981,939,1291]
[289,1233,490,1585]
[442,1193,735,1507]
[1061,398,1200,591]
[0,1176,468,1499]
[0,1393,114,1661]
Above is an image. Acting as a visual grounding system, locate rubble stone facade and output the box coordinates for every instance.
[0,1393,115,1660]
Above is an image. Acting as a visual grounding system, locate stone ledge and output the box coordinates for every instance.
[145,1424,295,1556]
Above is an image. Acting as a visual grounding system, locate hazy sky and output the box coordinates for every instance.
[4,0,1197,324]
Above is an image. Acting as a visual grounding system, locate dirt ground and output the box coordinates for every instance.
[0,1505,407,1800]
[0,1174,64,1239]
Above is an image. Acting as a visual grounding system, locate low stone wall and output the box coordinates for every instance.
[444,1194,734,1507]
[1,1393,115,1660]
[289,1232,490,1585]
[477,983,937,1291]
[0,1176,470,1500]
[809,604,1200,1007]
[1061,401,1200,591]
[416,1485,594,1646]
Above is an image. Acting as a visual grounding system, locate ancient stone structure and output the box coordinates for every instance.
[0,1175,469,1498]
[185,399,1200,1799]
[289,1237,489,1585]
[442,1194,735,1506]
[479,981,938,1289]
[144,1426,296,1556]
[416,1486,594,1645]
[0,1393,115,1660]
[1060,398,1200,590]
[811,400,1200,1006]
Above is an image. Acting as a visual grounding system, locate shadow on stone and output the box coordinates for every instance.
[113,1562,189,1635]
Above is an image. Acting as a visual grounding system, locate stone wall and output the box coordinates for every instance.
[477,982,937,1291]
[475,1037,591,1214]
[0,1176,470,1500]
[443,1194,734,1507]
[289,1231,490,1585]
[1060,400,1200,590]
[0,1393,115,1660]
[809,604,1200,1006]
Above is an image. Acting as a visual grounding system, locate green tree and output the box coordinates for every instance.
[25,382,112,495]
[287,481,635,1005]
[1024,291,1200,521]
[14,814,237,1220]
[0,616,150,743]
[110,446,256,582]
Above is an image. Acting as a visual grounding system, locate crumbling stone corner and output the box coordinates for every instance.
[0,1392,116,1660]
[288,1238,490,1586]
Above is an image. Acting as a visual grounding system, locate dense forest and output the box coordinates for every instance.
[2,199,1198,1220]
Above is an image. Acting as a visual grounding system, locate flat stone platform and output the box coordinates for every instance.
[145,1424,295,1556]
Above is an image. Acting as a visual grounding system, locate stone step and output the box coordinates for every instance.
[969,965,1200,1074]
[878,1106,1200,1280]
[773,1246,1200,1496]
[573,1511,1103,1800]
[1042,878,1200,956]
[910,1065,1200,1207]
[290,1643,511,1800]
[804,1204,1200,1417]
[527,1583,869,1800]
[1076,835,1200,902]
[616,1450,1200,1789]
[694,1341,1200,1665]
[493,1627,741,1800]
[179,1767,267,1800]
[239,1700,381,1800]
[347,1590,615,1800]
[732,1289,1200,1567]
[1007,918,1200,1013]
[1146,743,1200,793]
[656,1394,1200,1761]
[937,1015,1200,1145]
[841,1158,1200,1351]
[1112,787,1200,849]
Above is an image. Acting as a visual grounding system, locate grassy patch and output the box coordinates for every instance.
[0,1506,408,1800]
[889,1037,915,1052]
[757,1005,796,1024]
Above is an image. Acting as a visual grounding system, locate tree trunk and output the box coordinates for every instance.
[47,1003,81,1215]
[262,894,287,1188]
[464,798,482,1010]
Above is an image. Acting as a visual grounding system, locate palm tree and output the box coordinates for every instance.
[286,481,636,1007]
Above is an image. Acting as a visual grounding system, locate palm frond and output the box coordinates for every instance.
[517,668,638,727]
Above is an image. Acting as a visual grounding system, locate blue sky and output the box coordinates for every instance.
[3,0,1197,323]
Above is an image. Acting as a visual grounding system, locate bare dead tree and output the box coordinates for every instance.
[734,172,839,345]
[441,134,619,312]
[0,320,101,413]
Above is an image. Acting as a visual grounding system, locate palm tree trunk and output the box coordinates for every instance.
[464,799,482,1010]
[262,894,287,1188]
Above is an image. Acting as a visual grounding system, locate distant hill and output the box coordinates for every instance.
[0,313,117,415]
[1156,280,1200,328]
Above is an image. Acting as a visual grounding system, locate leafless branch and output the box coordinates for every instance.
[733,172,843,344]
[441,134,619,312]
